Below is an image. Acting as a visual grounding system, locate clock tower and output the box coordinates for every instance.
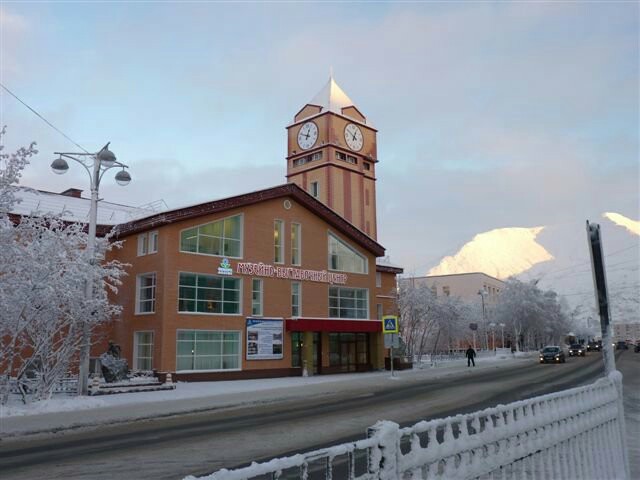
[286,76,379,240]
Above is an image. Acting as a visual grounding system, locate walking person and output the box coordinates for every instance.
[466,345,476,367]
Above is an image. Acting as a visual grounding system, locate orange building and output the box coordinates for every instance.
[87,76,403,381]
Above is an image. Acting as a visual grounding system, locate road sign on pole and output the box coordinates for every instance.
[382,315,399,334]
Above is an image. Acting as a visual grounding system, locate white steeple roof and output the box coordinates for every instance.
[305,76,369,125]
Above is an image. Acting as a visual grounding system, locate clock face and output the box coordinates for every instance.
[297,122,318,150]
[344,123,364,151]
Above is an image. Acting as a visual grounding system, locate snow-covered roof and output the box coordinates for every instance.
[376,256,403,269]
[10,188,163,226]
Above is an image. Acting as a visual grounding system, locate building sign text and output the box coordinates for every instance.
[236,262,347,284]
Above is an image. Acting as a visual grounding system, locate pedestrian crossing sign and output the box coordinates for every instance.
[382,315,399,334]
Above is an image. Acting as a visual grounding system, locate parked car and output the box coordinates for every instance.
[586,341,602,352]
[634,343,640,353]
[568,344,586,357]
[615,341,629,350]
[539,346,566,364]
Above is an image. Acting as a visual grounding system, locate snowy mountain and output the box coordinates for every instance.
[426,213,640,328]
[427,227,554,279]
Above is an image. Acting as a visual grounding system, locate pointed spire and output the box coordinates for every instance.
[308,75,356,117]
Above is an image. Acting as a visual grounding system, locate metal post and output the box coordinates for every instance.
[586,221,616,375]
[390,346,394,378]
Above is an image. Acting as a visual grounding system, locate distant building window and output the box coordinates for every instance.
[178,272,241,315]
[442,286,450,297]
[137,234,148,256]
[136,273,156,314]
[291,223,301,266]
[364,162,371,171]
[376,272,382,288]
[310,181,320,199]
[274,219,284,264]
[176,330,240,371]
[328,233,367,274]
[291,282,301,317]
[376,303,383,320]
[252,279,263,316]
[180,215,242,258]
[133,331,154,371]
[149,231,159,254]
[329,287,368,319]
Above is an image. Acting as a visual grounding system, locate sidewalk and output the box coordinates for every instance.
[0,355,527,438]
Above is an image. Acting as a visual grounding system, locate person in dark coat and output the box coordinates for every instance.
[466,346,476,367]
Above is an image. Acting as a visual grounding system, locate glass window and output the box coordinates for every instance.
[137,233,148,256]
[329,287,368,319]
[134,331,154,370]
[291,223,301,266]
[376,272,382,288]
[149,231,159,254]
[176,330,240,371]
[291,332,303,368]
[136,273,156,314]
[178,272,241,315]
[328,233,367,274]
[310,181,320,199]
[179,215,242,258]
[252,278,263,316]
[292,282,301,317]
[274,219,284,264]
[377,303,383,320]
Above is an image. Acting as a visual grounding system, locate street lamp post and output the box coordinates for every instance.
[51,143,131,396]
[499,323,506,348]
[478,289,487,350]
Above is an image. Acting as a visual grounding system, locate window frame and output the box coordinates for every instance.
[328,231,368,274]
[310,181,320,199]
[291,222,302,266]
[137,233,148,256]
[149,231,159,254]
[176,329,242,372]
[178,213,244,259]
[251,278,263,317]
[135,272,157,315]
[133,331,154,371]
[328,286,369,319]
[274,219,284,264]
[291,281,301,317]
[376,271,382,288]
[177,271,243,316]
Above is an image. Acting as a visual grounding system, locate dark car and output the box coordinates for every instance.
[635,343,640,353]
[568,344,586,357]
[539,346,566,364]
[616,341,628,350]
[587,341,602,352]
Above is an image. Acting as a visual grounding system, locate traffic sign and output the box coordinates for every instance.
[382,315,399,334]
[384,333,400,348]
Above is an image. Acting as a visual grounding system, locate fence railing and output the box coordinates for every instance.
[187,371,629,480]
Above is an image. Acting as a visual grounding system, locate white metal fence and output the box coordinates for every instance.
[187,372,629,480]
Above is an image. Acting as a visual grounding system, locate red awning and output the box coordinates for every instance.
[286,318,381,333]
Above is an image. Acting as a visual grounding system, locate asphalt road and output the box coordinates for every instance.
[0,351,626,480]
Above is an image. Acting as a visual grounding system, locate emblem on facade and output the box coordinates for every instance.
[218,258,233,276]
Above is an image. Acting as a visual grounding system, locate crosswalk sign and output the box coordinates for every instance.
[382,315,399,334]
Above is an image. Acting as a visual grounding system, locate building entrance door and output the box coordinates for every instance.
[340,338,357,372]
[330,332,369,373]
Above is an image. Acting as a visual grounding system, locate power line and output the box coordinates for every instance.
[0,82,90,154]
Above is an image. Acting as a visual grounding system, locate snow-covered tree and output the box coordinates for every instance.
[493,278,571,351]
[0,128,126,404]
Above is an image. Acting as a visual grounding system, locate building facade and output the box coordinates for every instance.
[91,77,402,380]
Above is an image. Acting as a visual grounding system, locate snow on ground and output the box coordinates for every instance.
[1,352,516,419]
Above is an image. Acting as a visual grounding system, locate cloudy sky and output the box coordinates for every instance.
[2,2,638,274]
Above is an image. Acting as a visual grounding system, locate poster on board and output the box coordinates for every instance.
[246,318,284,360]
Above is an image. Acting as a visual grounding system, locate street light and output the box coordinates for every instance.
[51,143,131,396]
[478,288,488,350]
[499,323,506,348]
